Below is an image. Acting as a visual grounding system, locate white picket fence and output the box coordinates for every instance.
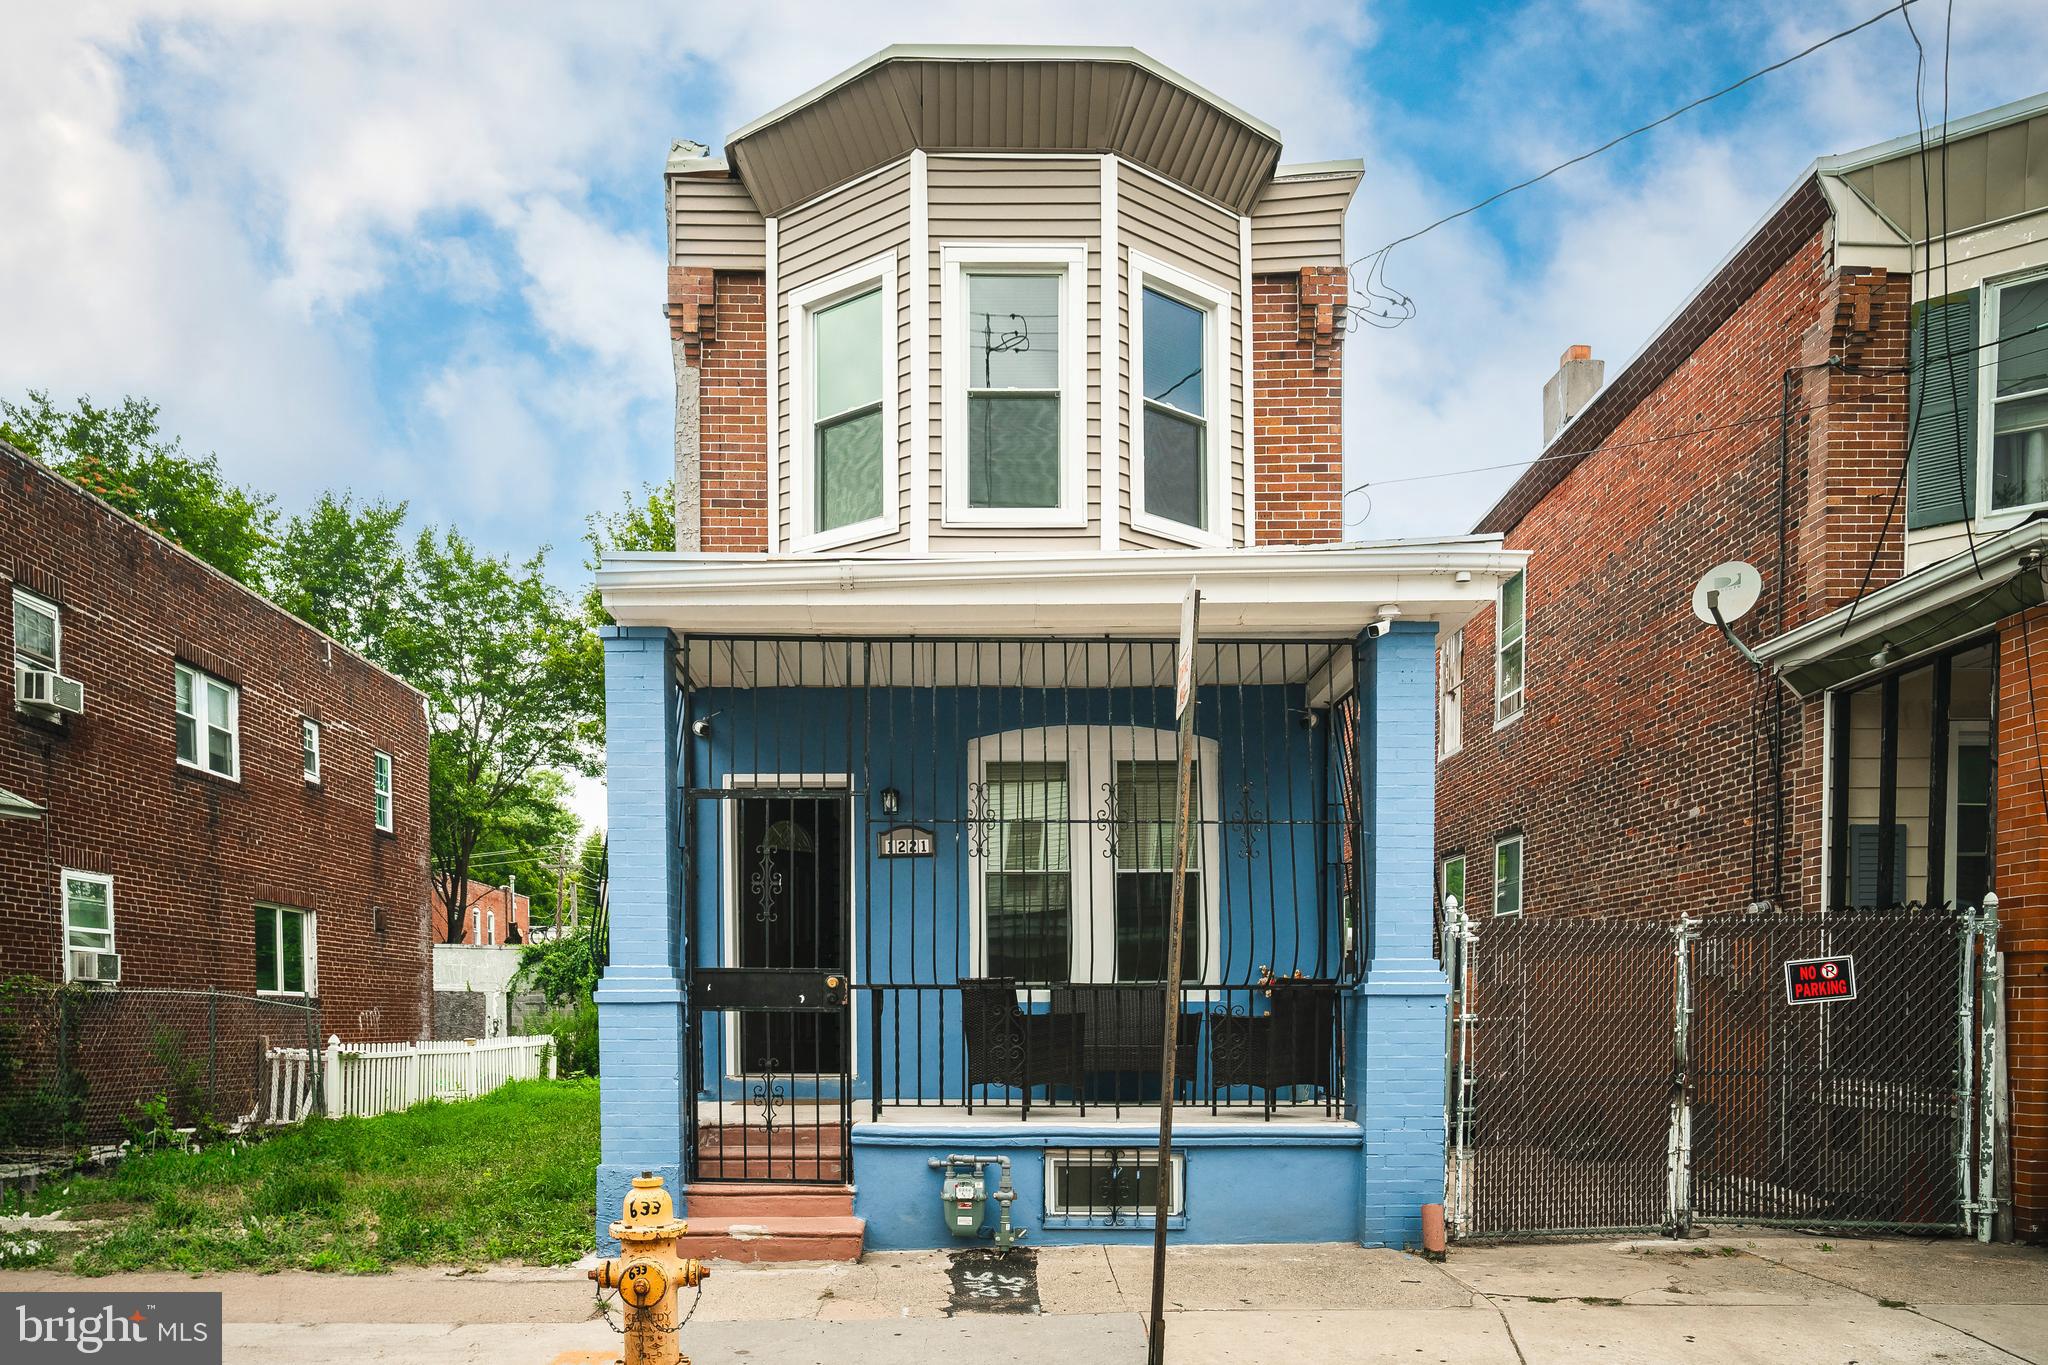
[263,1035,556,1123]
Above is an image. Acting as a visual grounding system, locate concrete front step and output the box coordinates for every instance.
[686,1183,854,1219]
[676,1214,865,1263]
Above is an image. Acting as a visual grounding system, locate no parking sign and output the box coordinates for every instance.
[1783,954,1858,1005]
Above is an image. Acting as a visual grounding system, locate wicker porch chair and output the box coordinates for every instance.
[1207,978,1339,1118]
[1048,984,1202,1103]
[960,978,1086,1118]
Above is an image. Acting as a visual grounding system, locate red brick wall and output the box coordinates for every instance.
[432,880,532,945]
[1251,266,1346,544]
[672,266,768,553]
[1436,235,1911,931]
[1998,607,2048,1240]
[0,448,432,1043]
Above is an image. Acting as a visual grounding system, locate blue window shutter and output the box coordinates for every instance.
[1847,823,1909,907]
[1906,291,1979,530]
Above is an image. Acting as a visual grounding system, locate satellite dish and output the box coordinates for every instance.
[1692,560,1762,626]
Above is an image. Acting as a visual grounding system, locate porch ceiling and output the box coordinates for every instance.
[598,541,1522,642]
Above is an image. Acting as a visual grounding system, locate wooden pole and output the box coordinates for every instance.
[1147,581,1200,1365]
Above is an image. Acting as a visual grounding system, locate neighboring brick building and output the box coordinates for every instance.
[1437,94,2048,1238]
[0,442,433,1043]
[432,878,532,945]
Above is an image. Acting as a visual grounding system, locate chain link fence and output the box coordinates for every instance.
[1445,902,1999,1241]
[0,984,323,1176]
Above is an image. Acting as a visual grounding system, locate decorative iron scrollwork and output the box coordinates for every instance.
[967,782,994,858]
[1094,780,1120,860]
[1231,781,1265,861]
[749,842,783,924]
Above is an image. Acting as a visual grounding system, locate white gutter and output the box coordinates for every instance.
[598,542,1523,637]
[1755,519,2048,670]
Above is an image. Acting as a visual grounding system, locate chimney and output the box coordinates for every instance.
[1542,344,1604,447]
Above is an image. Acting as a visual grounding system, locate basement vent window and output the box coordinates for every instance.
[1043,1147,1186,1226]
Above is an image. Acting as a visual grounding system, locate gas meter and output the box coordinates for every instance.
[929,1154,1024,1250]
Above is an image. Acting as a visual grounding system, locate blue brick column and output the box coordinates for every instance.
[594,626,686,1251]
[1351,620,1446,1248]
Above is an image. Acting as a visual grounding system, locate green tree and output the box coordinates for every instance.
[1,391,276,584]
[268,492,410,661]
[581,481,675,625]
[464,769,581,933]
[390,528,602,944]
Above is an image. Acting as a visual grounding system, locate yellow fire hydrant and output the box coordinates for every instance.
[580,1172,710,1365]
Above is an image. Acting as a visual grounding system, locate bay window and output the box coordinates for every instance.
[793,252,896,546]
[1131,253,1230,543]
[942,244,1086,526]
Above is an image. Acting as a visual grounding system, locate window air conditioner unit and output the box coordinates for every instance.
[16,664,85,716]
[69,948,121,984]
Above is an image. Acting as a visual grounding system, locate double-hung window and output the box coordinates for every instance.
[1438,628,1465,758]
[1493,837,1524,917]
[255,904,314,995]
[175,662,239,778]
[1113,760,1203,982]
[373,751,394,832]
[969,727,1221,985]
[942,244,1086,526]
[13,588,59,672]
[1132,254,1230,543]
[1440,855,1466,913]
[62,871,115,976]
[302,718,321,784]
[793,253,896,546]
[1495,571,1526,725]
[1987,270,2048,513]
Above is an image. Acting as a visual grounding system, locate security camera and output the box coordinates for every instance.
[1364,619,1393,639]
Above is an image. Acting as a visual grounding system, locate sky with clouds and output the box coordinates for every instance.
[5,0,2046,826]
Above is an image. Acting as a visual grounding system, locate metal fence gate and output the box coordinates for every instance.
[1445,903,2001,1240]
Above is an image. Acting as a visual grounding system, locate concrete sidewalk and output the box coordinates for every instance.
[4,1231,2045,1363]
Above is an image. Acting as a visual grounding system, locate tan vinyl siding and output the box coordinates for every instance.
[1249,171,1359,271]
[672,176,767,270]
[1844,112,2048,238]
[1117,162,1245,546]
[927,155,1104,550]
[775,159,914,552]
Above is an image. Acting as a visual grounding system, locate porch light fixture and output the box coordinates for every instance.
[880,786,901,816]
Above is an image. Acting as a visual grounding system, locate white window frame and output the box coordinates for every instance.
[373,751,393,832]
[940,242,1090,529]
[965,726,1223,988]
[1438,628,1465,760]
[1440,854,1466,913]
[174,662,240,780]
[1044,1148,1186,1221]
[1493,836,1524,918]
[1494,570,1526,729]
[1129,251,1232,547]
[61,870,115,974]
[789,250,900,550]
[302,718,321,785]
[12,587,60,672]
[1978,266,2048,517]
[255,903,317,997]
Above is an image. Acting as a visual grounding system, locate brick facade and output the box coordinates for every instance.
[0,445,432,1042]
[1997,607,2048,1238]
[667,262,1349,551]
[432,879,532,945]
[670,266,768,553]
[1251,265,1348,545]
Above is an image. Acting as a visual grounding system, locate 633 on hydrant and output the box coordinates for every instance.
[569,1173,710,1365]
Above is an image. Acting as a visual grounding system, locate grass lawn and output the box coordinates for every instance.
[12,1077,598,1275]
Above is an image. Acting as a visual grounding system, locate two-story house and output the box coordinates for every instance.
[592,45,1523,1258]
[1435,92,2048,1241]
[1,441,433,1144]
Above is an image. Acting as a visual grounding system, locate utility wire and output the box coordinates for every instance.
[1347,0,1922,269]
[1343,318,2048,520]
